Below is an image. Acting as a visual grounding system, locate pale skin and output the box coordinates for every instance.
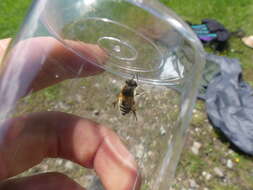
[0,38,141,190]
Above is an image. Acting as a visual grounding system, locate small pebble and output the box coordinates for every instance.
[189,179,198,188]
[227,159,233,169]
[93,110,100,116]
[76,94,82,102]
[94,83,100,88]
[214,167,224,177]
[191,141,202,155]
[202,171,212,180]
[58,102,70,110]
[205,172,212,180]
[160,126,166,136]
[147,151,153,156]
[136,144,144,159]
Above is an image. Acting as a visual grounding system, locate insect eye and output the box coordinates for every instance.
[130,81,137,87]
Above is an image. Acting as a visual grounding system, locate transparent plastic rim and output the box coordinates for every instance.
[42,1,205,86]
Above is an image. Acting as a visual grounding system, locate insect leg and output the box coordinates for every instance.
[113,93,122,108]
[132,110,137,121]
[136,91,145,97]
[132,105,138,121]
[112,101,117,108]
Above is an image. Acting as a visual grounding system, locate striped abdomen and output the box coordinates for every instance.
[120,100,133,115]
[120,86,135,116]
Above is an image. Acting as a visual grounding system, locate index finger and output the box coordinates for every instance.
[0,38,11,63]
[1,37,107,94]
[0,112,140,190]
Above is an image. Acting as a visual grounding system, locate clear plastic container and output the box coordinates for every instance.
[0,0,205,190]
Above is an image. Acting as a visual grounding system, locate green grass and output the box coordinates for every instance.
[160,0,253,81]
[0,0,33,38]
[213,184,241,190]
[0,0,63,101]
[182,153,206,175]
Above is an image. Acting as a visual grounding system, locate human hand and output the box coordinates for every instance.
[0,38,141,190]
[0,37,108,93]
